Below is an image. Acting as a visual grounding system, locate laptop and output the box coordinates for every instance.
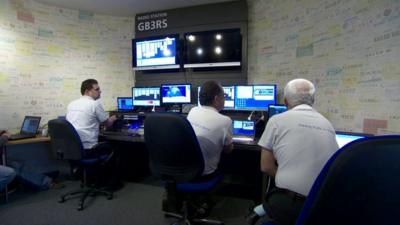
[268,104,287,120]
[335,131,371,149]
[232,120,255,142]
[117,97,134,111]
[9,116,41,140]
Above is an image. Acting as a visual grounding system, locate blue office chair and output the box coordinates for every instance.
[144,113,224,225]
[48,119,113,211]
[293,135,400,225]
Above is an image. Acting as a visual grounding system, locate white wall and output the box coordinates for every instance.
[0,0,134,131]
[248,0,400,134]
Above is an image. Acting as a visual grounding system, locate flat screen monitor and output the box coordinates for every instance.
[117,97,134,110]
[161,84,192,104]
[197,85,235,109]
[184,29,241,68]
[335,131,371,149]
[132,34,180,70]
[268,104,287,119]
[132,86,160,106]
[234,85,276,111]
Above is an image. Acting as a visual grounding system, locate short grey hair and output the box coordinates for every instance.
[283,78,315,106]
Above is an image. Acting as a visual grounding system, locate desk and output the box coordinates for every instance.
[100,132,264,201]
[2,136,50,165]
[1,136,50,202]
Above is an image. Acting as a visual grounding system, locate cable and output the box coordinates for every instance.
[247,111,255,120]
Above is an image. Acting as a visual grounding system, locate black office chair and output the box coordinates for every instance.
[48,119,113,211]
[293,135,400,225]
[144,113,224,225]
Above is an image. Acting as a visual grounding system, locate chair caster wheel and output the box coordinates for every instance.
[58,198,65,203]
[107,194,113,200]
[77,206,83,211]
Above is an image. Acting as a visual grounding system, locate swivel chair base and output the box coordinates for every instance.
[164,201,224,225]
[58,187,113,211]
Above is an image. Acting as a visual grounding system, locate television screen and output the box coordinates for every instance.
[132,87,160,106]
[197,85,235,109]
[161,84,192,104]
[235,85,276,110]
[184,29,241,68]
[132,34,180,70]
[117,97,134,110]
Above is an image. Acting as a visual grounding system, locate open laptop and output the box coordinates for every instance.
[9,116,41,140]
[335,131,371,149]
[232,120,255,142]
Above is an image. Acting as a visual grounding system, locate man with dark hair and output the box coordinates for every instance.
[187,80,233,176]
[67,79,116,150]
[246,78,338,225]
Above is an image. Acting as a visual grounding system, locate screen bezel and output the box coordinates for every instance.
[132,34,180,70]
[131,86,161,107]
[161,83,192,104]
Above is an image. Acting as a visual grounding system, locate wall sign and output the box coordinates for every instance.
[136,12,168,32]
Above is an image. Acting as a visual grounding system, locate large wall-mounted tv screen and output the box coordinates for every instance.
[132,34,180,70]
[183,29,241,68]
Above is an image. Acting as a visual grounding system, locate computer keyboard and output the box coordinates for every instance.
[101,131,139,137]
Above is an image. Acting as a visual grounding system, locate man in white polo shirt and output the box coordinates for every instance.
[66,79,116,152]
[246,78,338,225]
[187,80,233,176]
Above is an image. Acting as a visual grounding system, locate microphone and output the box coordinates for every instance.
[247,111,255,120]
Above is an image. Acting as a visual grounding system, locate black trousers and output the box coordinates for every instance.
[262,187,306,225]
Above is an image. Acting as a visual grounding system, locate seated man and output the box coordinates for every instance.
[246,78,339,225]
[66,79,119,189]
[66,79,117,153]
[0,132,16,192]
[187,80,233,177]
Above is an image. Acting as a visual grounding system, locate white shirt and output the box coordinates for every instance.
[66,96,108,149]
[187,106,233,175]
[258,104,338,196]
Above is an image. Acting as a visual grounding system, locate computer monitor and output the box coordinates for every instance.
[117,97,134,110]
[268,104,287,119]
[234,85,276,110]
[335,131,370,149]
[161,84,192,104]
[197,85,235,109]
[132,86,161,107]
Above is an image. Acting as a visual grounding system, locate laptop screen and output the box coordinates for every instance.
[21,116,41,134]
[335,132,369,148]
[117,97,133,110]
[232,120,255,137]
[268,104,287,119]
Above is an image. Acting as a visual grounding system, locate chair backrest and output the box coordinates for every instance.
[295,135,400,225]
[48,119,83,161]
[144,113,204,183]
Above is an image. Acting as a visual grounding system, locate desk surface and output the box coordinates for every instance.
[100,132,260,151]
[7,136,50,145]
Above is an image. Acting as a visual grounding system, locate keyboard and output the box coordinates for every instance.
[232,136,254,142]
[9,133,36,140]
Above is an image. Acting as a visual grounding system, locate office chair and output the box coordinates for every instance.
[48,119,113,211]
[293,135,400,225]
[144,113,224,225]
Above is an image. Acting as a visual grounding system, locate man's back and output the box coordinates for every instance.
[187,106,232,175]
[259,104,338,195]
[66,96,108,149]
